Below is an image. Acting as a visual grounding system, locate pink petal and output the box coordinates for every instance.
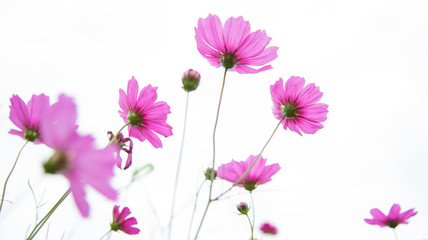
[370,208,387,221]
[234,64,272,74]
[9,95,30,131]
[117,207,131,223]
[196,14,224,54]
[27,94,50,127]
[127,77,139,110]
[239,46,279,66]
[284,76,305,103]
[388,204,401,220]
[222,16,250,53]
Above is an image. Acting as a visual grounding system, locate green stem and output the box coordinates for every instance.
[250,192,255,239]
[245,213,254,240]
[187,180,207,240]
[99,229,112,240]
[0,140,29,214]
[393,228,399,240]
[26,189,70,240]
[109,122,130,144]
[167,92,191,240]
[213,116,285,200]
[193,69,228,240]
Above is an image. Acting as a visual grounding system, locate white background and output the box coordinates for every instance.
[0,0,427,239]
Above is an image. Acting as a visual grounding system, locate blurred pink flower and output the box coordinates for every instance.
[107,131,133,170]
[42,95,117,217]
[195,14,278,74]
[119,76,173,148]
[270,76,328,135]
[9,94,50,143]
[260,222,278,235]
[364,203,417,228]
[111,205,140,235]
[217,155,280,191]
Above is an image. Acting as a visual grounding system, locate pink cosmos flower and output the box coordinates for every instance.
[42,95,117,217]
[111,205,140,235]
[107,131,133,170]
[195,14,278,74]
[260,222,278,235]
[217,155,280,191]
[9,94,50,143]
[364,203,417,228]
[270,76,328,135]
[119,76,173,148]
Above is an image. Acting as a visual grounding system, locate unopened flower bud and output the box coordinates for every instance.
[204,168,217,181]
[182,69,200,92]
[237,202,249,215]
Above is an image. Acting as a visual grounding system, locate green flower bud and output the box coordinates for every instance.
[237,202,249,215]
[182,69,201,92]
[204,168,217,181]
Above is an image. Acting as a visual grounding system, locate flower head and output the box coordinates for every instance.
[270,76,328,135]
[111,205,140,235]
[195,14,278,74]
[9,94,50,143]
[217,155,280,191]
[364,203,417,228]
[182,69,201,92]
[108,131,133,170]
[42,94,117,217]
[119,76,173,148]
[237,202,250,215]
[260,222,278,235]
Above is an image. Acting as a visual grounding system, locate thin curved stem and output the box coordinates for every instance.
[99,230,112,240]
[27,189,70,240]
[0,140,29,214]
[167,92,190,240]
[245,213,254,240]
[187,180,207,240]
[109,122,130,144]
[250,192,255,239]
[213,116,285,201]
[193,69,228,240]
[393,229,399,240]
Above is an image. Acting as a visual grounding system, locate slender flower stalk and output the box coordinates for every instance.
[250,192,255,240]
[26,189,70,240]
[167,92,191,240]
[245,214,254,240]
[394,229,398,240]
[99,230,112,240]
[109,122,130,144]
[0,140,28,214]
[187,180,206,240]
[193,69,227,239]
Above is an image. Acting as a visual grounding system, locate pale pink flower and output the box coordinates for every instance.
[270,76,328,135]
[119,76,173,148]
[42,95,117,217]
[111,205,140,235]
[217,155,280,191]
[195,14,278,74]
[9,94,50,143]
[364,203,417,228]
[260,222,278,235]
[107,131,133,170]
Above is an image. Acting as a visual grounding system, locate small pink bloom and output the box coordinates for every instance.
[118,76,173,148]
[107,131,133,170]
[111,205,140,235]
[217,155,280,191]
[42,95,117,217]
[195,14,278,74]
[270,76,328,135]
[260,222,278,235]
[364,203,417,228]
[9,94,50,143]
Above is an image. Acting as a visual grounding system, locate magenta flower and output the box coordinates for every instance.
[260,222,278,235]
[42,95,117,217]
[111,205,140,235]
[195,14,278,74]
[217,155,280,191]
[107,131,133,170]
[119,76,173,148]
[270,76,328,135]
[364,203,417,228]
[9,94,50,143]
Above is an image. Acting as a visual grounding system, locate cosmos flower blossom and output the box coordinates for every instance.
[118,76,173,148]
[270,76,328,135]
[9,94,50,143]
[42,95,117,217]
[195,14,278,74]
[364,203,417,228]
[111,205,140,235]
[217,155,280,191]
[107,131,133,170]
[260,222,278,235]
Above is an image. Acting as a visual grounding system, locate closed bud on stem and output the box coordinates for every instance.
[237,202,249,215]
[204,168,217,181]
[182,69,201,92]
